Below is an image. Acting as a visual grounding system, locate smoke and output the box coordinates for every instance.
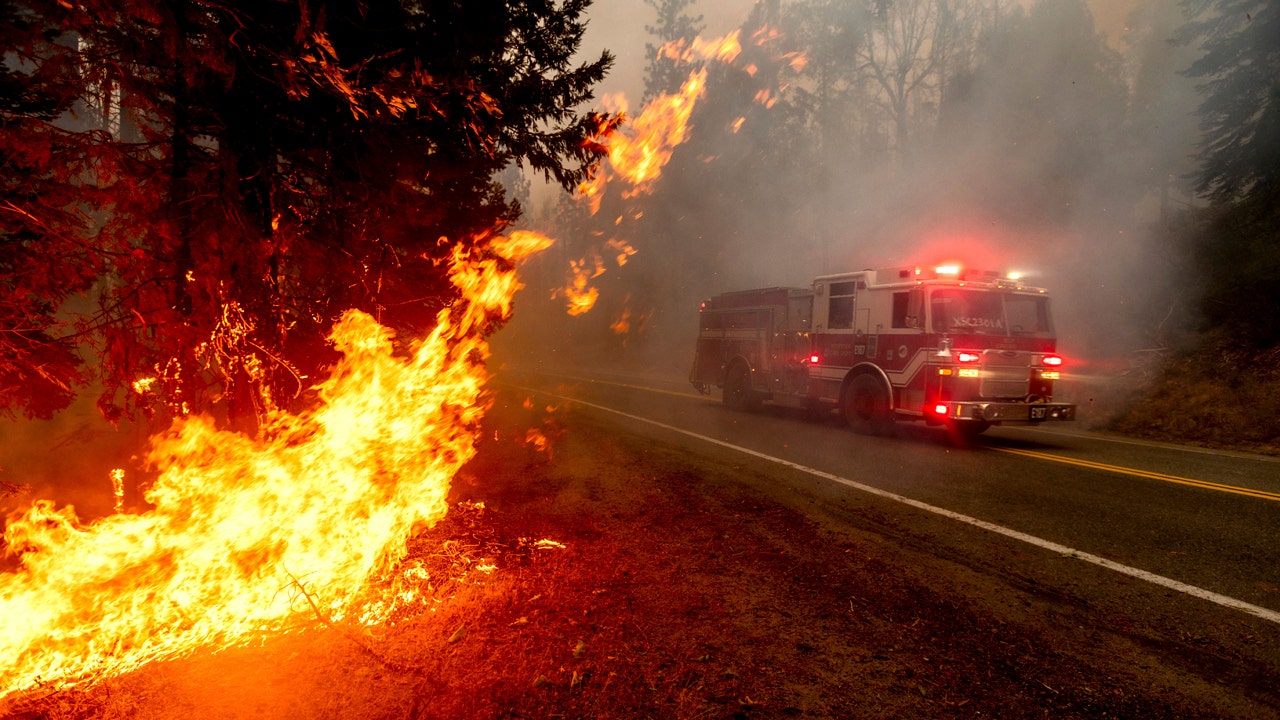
[497,0,1207,390]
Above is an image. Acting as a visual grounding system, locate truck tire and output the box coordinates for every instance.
[723,362,760,411]
[844,374,892,434]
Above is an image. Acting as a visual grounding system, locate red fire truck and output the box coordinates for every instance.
[689,263,1076,436]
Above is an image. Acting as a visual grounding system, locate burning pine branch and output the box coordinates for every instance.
[557,26,803,318]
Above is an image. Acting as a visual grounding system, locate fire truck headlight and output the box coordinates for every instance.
[1040,371,1060,380]
[958,368,980,378]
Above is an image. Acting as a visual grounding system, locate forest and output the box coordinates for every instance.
[2,0,1278,446]
[510,0,1280,451]
[0,0,1278,710]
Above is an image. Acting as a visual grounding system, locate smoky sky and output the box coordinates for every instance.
[504,0,1205,383]
[580,0,758,101]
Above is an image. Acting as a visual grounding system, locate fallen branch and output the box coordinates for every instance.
[285,572,425,675]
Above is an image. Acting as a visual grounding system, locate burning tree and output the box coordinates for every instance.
[0,0,626,702]
[0,0,618,425]
[641,0,705,103]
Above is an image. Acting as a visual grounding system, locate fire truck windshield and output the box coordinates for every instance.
[929,289,1052,336]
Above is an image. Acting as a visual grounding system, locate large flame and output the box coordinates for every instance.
[563,31,757,316]
[0,230,553,699]
[600,70,706,196]
[577,31,744,209]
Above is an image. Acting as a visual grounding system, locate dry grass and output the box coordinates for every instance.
[3,392,1276,719]
[1103,340,1280,455]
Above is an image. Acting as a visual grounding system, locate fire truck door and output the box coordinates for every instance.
[782,296,813,393]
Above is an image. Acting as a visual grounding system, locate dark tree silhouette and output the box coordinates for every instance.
[1179,0,1280,346]
[0,0,617,424]
[641,0,705,103]
[1182,0,1280,207]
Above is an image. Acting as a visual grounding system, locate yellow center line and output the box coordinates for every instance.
[511,370,1280,503]
[995,447,1280,502]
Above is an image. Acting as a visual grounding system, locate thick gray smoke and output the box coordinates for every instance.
[497,0,1207,398]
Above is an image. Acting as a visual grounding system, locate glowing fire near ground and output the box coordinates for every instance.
[0,230,553,699]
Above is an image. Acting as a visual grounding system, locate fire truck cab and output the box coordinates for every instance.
[689,264,1076,436]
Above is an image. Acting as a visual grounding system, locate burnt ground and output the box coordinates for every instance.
[4,391,1279,720]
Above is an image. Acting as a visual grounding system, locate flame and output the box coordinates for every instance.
[0,229,552,699]
[605,238,637,267]
[599,69,707,197]
[109,468,124,514]
[523,428,549,453]
[554,255,605,315]
[609,298,652,342]
[750,25,783,45]
[657,30,743,65]
[782,51,809,73]
[754,88,778,109]
[561,29,764,317]
[610,310,632,336]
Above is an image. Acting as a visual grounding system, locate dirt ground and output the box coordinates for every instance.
[4,389,1278,719]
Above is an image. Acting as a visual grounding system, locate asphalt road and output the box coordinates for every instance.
[500,366,1280,628]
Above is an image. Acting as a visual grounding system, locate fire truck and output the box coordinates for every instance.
[689,263,1076,436]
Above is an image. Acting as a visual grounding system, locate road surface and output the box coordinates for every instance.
[501,365,1280,629]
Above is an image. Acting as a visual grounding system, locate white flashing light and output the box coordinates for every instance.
[1006,271,1023,281]
[935,264,961,276]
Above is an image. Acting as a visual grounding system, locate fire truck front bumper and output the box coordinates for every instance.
[947,401,1076,424]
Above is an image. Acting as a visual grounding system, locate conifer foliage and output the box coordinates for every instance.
[0,0,615,423]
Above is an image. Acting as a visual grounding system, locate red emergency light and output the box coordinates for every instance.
[1041,355,1063,367]
[809,353,821,364]
[957,351,981,363]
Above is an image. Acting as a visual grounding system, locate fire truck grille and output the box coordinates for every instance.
[980,350,1031,399]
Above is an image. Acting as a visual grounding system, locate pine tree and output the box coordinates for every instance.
[0,0,617,424]
[1180,0,1280,346]
[1182,0,1280,207]
[642,0,704,104]
[0,0,101,419]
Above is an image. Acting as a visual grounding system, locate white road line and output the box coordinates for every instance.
[515,384,1280,626]
[524,369,1280,465]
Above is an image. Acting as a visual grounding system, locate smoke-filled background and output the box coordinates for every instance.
[3,0,1272,515]
[496,0,1211,389]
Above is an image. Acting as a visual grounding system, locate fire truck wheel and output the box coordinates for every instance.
[844,374,892,434]
[723,362,760,411]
